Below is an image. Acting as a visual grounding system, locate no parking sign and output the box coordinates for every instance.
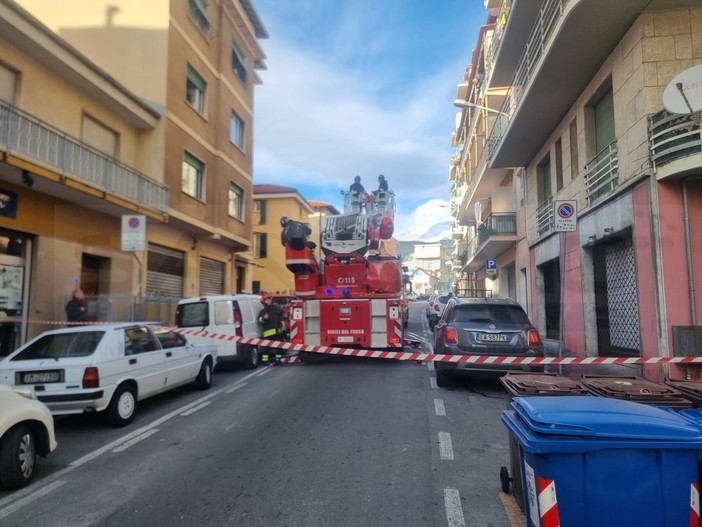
[553,200,577,232]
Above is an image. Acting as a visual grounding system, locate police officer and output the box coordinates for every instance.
[257,294,285,364]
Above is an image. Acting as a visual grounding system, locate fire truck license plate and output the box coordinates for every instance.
[337,336,354,343]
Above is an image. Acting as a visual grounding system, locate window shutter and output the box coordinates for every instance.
[260,233,267,258]
[260,200,267,224]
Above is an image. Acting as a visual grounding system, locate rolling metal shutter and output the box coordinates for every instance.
[146,244,185,297]
[199,257,224,295]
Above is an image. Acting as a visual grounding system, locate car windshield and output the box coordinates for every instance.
[437,296,451,305]
[11,331,105,360]
[452,305,530,325]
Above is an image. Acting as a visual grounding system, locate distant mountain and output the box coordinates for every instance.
[398,239,454,259]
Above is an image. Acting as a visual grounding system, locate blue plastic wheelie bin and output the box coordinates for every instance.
[502,396,702,527]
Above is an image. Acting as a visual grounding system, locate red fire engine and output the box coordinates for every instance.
[282,186,405,355]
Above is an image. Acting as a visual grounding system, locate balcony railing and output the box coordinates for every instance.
[0,100,168,214]
[463,212,517,263]
[584,141,619,203]
[650,110,702,169]
[536,197,553,236]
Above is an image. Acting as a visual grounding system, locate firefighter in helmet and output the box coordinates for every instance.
[349,175,366,213]
[257,294,285,364]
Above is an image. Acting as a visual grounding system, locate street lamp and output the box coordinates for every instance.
[453,99,508,117]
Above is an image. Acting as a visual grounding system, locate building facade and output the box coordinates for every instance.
[0,0,268,351]
[451,0,702,381]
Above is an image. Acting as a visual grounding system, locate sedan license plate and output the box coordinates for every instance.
[18,370,64,384]
[477,333,508,342]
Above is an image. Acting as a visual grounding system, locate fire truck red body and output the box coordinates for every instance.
[282,189,404,351]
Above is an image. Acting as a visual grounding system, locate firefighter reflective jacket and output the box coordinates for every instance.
[258,304,284,338]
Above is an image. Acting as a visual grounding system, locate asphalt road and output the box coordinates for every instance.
[0,303,525,527]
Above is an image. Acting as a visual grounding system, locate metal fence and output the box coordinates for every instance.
[83,294,181,325]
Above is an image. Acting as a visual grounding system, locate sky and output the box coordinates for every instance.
[252,0,488,242]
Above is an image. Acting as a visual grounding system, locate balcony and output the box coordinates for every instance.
[461,212,517,272]
[487,0,653,169]
[536,197,553,237]
[0,100,169,216]
[584,141,618,204]
[650,110,702,180]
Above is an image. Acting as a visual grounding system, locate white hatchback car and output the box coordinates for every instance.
[0,384,57,489]
[0,323,216,427]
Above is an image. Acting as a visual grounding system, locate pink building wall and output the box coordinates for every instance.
[562,231,585,355]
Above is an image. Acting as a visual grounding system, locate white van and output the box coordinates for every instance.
[175,294,263,369]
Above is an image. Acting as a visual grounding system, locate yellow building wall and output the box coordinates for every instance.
[252,197,311,294]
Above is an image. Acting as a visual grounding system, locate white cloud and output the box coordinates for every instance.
[253,0,483,241]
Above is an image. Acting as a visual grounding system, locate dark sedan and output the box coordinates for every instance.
[433,297,544,387]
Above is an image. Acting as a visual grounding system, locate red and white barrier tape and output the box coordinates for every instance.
[6,317,702,366]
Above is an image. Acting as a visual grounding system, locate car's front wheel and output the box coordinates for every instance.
[0,424,36,489]
[105,384,137,427]
[195,358,213,389]
[243,345,259,370]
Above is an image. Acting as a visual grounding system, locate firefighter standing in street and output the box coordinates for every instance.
[257,294,285,365]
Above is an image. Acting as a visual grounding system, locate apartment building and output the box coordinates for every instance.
[14,0,268,297]
[251,185,314,294]
[452,0,702,381]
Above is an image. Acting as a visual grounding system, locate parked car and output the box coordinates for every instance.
[0,384,57,489]
[433,297,544,387]
[0,323,216,427]
[427,294,451,330]
[175,294,264,369]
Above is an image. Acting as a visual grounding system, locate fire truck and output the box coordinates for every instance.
[281,186,405,355]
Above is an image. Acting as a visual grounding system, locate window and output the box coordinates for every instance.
[182,152,205,199]
[569,119,579,179]
[82,114,119,157]
[188,0,212,38]
[0,62,18,104]
[229,111,245,150]
[537,155,552,204]
[555,138,563,191]
[228,182,244,219]
[255,200,267,224]
[232,43,248,83]
[186,65,207,115]
[253,232,267,258]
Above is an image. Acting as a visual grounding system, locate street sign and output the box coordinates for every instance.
[554,200,577,232]
[486,258,497,270]
[121,214,146,251]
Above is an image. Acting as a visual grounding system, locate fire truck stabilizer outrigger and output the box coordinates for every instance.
[281,186,406,360]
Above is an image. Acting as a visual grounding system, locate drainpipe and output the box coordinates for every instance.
[682,178,697,326]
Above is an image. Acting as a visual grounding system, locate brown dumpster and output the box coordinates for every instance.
[581,375,693,410]
[664,379,702,407]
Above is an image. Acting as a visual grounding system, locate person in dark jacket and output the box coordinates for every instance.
[257,295,285,364]
[377,174,388,192]
[65,289,87,325]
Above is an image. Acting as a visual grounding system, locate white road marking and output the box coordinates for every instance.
[430,377,438,389]
[444,488,466,527]
[434,398,446,416]
[225,381,247,393]
[256,368,273,377]
[427,361,435,371]
[112,429,160,453]
[179,401,211,416]
[439,431,454,460]
[0,480,66,522]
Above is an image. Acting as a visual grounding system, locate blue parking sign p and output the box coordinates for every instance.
[486,259,497,270]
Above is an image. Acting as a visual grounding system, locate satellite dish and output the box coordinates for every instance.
[662,65,702,115]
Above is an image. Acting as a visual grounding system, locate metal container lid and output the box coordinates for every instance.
[500,372,590,397]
